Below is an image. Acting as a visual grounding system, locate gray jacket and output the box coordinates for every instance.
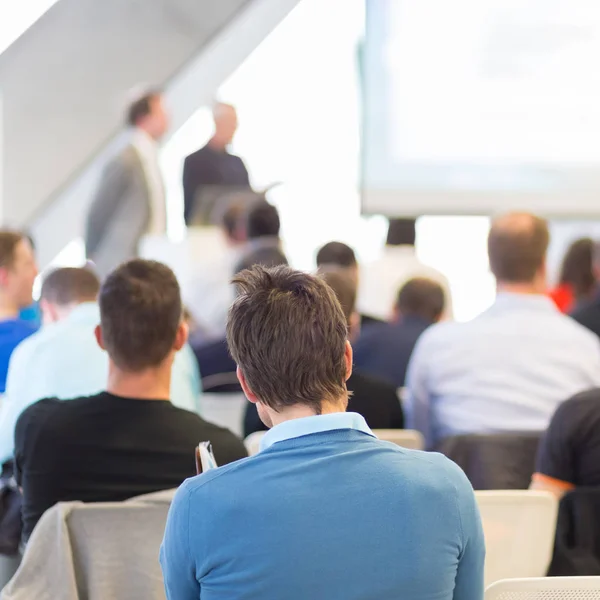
[85,144,151,279]
[1,489,175,600]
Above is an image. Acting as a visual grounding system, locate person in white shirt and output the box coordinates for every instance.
[0,266,202,464]
[358,218,453,321]
[405,212,600,449]
[85,89,169,279]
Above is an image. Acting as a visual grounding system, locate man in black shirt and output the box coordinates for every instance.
[15,259,247,539]
[531,389,600,498]
[183,103,250,225]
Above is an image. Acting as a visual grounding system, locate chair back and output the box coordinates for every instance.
[436,432,542,489]
[476,491,558,588]
[485,576,600,599]
[373,429,424,450]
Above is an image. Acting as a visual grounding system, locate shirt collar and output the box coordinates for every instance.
[65,302,100,324]
[260,412,375,452]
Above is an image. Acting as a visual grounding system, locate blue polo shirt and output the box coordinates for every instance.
[0,318,37,393]
[160,412,485,600]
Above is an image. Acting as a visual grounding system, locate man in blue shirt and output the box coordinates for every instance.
[0,231,39,393]
[0,266,202,463]
[353,277,445,388]
[161,265,485,600]
[405,213,600,448]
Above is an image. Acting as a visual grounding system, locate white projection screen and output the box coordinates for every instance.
[361,0,600,217]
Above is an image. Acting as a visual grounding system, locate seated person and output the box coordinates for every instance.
[243,268,403,435]
[0,266,202,464]
[358,218,453,322]
[531,389,600,498]
[15,260,247,540]
[353,277,444,388]
[161,265,484,600]
[234,199,288,273]
[0,231,39,392]
[571,240,600,337]
[405,213,600,448]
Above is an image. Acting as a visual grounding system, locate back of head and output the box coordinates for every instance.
[387,218,416,247]
[227,265,348,414]
[487,212,549,284]
[99,260,182,371]
[396,278,445,323]
[316,242,357,270]
[318,267,357,326]
[559,237,595,299]
[41,267,100,307]
[245,200,280,240]
[0,230,25,271]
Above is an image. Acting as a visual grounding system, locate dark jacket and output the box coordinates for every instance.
[571,293,600,339]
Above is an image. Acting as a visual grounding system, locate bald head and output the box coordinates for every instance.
[212,103,238,147]
[487,212,549,284]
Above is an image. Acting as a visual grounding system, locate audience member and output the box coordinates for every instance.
[183,103,250,225]
[0,266,203,464]
[549,237,595,312]
[161,265,484,600]
[358,218,453,321]
[405,212,600,448]
[182,197,248,338]
[85,90,169,278]
[531,389,600,498]
[571,241,600,337]
[15,260,246,540]
[316,241,359,282]
[234,199,288,273]
[0,231,38,393]
[353,277,444,388]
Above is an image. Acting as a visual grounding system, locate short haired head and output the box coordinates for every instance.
[227,265,351,418]
[40,267,100,323]
[487,213,549,285]
[245,200,280,240]
[387,218,416,246]
[96,259,186,372]
[559,238,595,300]
[395,278,445,323]
[0,230,37,309]
[127,89,168,140]
[316,242,357,270]
[318,267,362,342]
[212,102,238,147]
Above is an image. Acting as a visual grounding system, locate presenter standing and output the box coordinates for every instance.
[182,103,250,225]
[85,90,169,279]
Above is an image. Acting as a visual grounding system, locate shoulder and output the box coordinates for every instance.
[413,320,459,350]
[16,397,63,435]
[552,388,600,426]
[550,310,600,346]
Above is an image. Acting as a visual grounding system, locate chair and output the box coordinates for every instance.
[476,491,558,588]
[373,429,424,450]
[436,432,543,489]
[485,576,600,599]
[201,392,247,437]
[244,428,425,456]
[1,490,174,600]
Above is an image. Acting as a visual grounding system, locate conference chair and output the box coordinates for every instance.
[476,490,558,588]
[201,391,247,438]
[244,429,425,456]
[1,490,175,600]
[485,576,600,600]
[435,432,542,489]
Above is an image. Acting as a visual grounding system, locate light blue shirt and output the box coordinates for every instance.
[0,302,202,463]
[405,293,600,448]
[160,411,485,600]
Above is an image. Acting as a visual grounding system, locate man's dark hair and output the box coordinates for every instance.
[245,200,280,239]
[41,267,100,306]
[227,265,348,414]
[488,213,549,283]
[99,259,182,371]
[0,230,25,269]
[396,278,445,323]
[387,218,416,246]
[127,90,160,128]
[319,268,357,326]
[316,242,357,269]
